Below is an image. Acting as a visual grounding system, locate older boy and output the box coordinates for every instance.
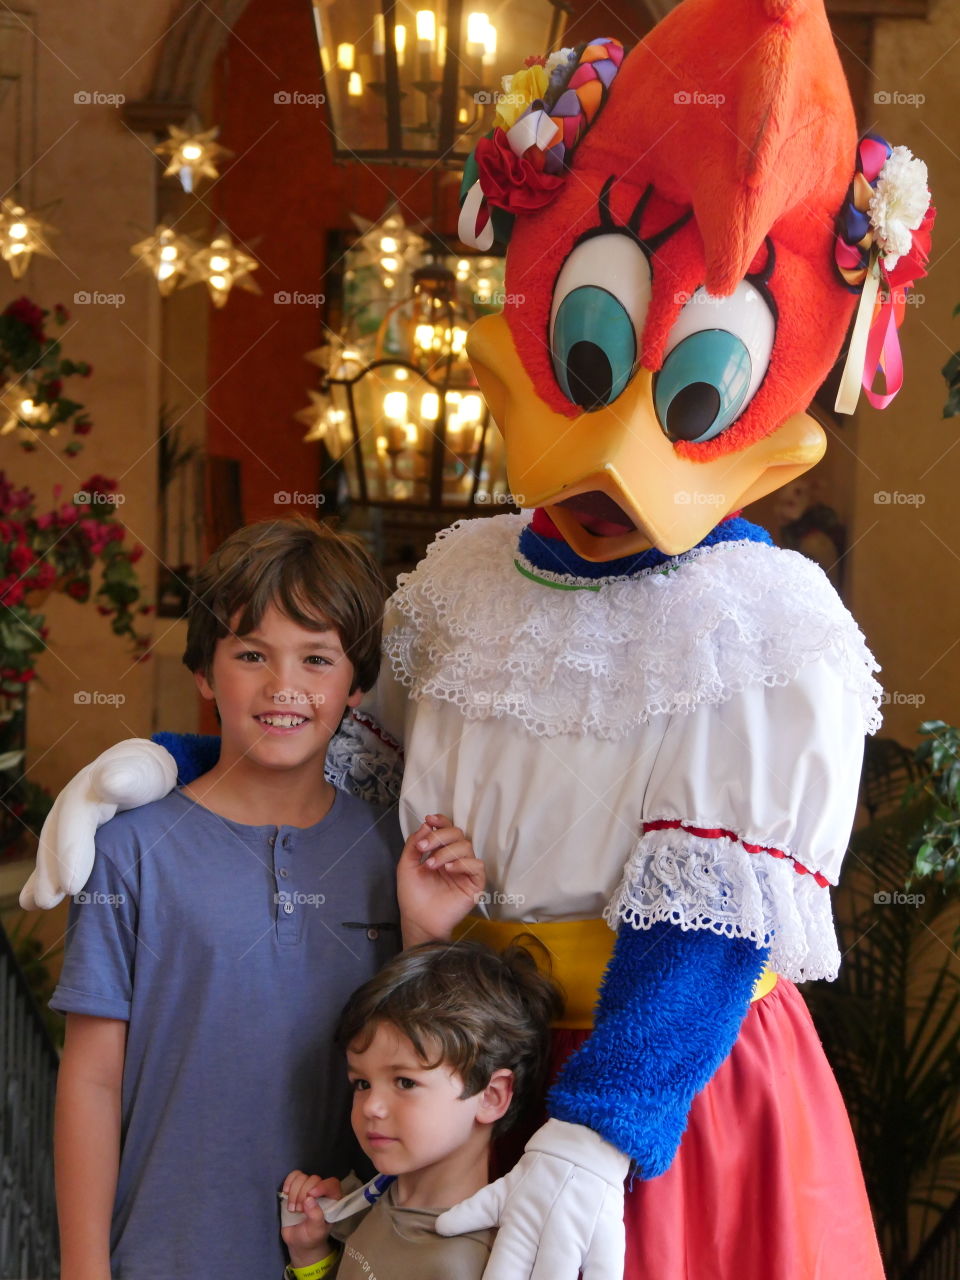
[51,517,480,1280]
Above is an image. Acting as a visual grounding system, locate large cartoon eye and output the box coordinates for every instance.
[654,282,776,443]
[549,234,652,411]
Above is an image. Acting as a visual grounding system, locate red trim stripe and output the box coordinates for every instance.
[642,818,832,888]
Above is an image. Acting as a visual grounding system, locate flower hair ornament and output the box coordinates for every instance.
[458,38,625,251]
[834,133,935,413]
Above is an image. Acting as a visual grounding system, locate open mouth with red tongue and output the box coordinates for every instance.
[554,490,639,537]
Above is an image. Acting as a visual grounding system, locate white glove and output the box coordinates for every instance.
[436,1119,628,1280]
[19,738,178,910]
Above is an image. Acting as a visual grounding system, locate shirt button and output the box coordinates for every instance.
[283,901,295,915]
[268,834,276,847]
[278,868,289,879]
[367,927,379,940]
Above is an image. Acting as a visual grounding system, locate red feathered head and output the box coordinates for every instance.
[461,0,876,558]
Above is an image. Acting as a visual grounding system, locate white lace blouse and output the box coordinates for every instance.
[361,514,882,983]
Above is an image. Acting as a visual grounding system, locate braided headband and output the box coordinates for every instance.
[833,132,934,413]
[458,38,625,251]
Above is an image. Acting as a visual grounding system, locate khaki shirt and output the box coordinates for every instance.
[331,1182,494,1280]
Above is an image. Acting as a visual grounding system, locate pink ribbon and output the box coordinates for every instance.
[862,290,906,410]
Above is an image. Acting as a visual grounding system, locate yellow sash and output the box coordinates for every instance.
[453,916,777,1030]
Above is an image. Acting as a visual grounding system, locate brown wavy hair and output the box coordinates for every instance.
[336,939,564,1135]
[182,515,386,692]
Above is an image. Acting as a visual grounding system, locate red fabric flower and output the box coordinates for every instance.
[66,580,89,601]
[475,128,565,216]
[885,204,936,291]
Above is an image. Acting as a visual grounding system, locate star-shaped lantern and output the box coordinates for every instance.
[187,232,260,308]
[0,198,58,280]
[153,124,233,194]
[130,222,203,296]
[348,208,428,291]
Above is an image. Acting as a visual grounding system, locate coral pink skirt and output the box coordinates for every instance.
[517,978,885,1279]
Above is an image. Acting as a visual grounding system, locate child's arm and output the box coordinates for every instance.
[281,1171,342,1271]
[397,814,486,947]
[55,1013,126,1280]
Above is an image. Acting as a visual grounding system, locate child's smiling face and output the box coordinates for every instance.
[194,601,362,776]
[347,1021,505,1182]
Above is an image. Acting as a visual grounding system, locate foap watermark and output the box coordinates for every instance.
[874,90,925,107]
[475,890,526,908]
[274,90,326,107]
[473,290,525,307]
[674,90,725,106]
[275,890,326,908]
[474,490,522,506]
[274,490,325,506]
[272,690,327,709]
[74,290,125,308]
[874,490,926,506]
[274,291,325,307]
[881,691,926,707]
[874,890,925,907]
[74,489,126,506]
[74,890,126,906]
[473,90,526,107]
[74,690,126,706]
[675,490,726,506]
[74,90,126,106]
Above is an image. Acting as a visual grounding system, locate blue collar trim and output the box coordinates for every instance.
[516,515,773,582]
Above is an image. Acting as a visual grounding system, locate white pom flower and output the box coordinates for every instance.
[546,47,575,75]
[868,145,930,271]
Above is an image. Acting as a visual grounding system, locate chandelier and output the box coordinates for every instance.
[298,212,511,511]
[310,0,571,165]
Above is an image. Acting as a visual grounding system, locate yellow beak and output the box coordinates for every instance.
[468,312,826,561]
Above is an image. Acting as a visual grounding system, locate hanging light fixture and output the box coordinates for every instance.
[0,197,57,280]
[186,231,261,309]
[152,123,232,193]
[297,212,511,511]
[310,0,570,165]
[129,222,202,296]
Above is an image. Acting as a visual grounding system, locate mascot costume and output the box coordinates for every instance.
[24,0,935,1275]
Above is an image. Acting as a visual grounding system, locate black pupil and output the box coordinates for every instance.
[566,341,612,411]
[666,382,721,441]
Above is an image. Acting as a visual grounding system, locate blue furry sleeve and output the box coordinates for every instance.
[152,732,220,784]
[549,922,768,1176]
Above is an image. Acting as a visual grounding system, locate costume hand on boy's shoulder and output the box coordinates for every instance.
[280,1172,341,1263]
[436,1120,627,1280]
[19,738,178,910]
[397,813,486,946]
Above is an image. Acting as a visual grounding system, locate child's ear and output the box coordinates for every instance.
[346,684,364,709]
[194,668,216,702]
[477,1069,514,1127]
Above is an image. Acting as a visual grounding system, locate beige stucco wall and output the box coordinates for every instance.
[0,1,187,808]
[848,0,960,743]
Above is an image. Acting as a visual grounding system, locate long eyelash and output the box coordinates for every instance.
[583,179,693,255]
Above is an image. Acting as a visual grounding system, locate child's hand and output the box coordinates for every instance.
[281,1170,341,1268]
[397,814,486,946]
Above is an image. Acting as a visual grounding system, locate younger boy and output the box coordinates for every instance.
[51,516,481,1280]
[280,939,563,1279]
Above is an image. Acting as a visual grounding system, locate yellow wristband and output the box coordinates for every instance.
[285,1248,339,1280]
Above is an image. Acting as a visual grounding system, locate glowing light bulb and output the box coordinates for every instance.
[421,392,439,419]
[337,43,355,70]
[383,391,408,421]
